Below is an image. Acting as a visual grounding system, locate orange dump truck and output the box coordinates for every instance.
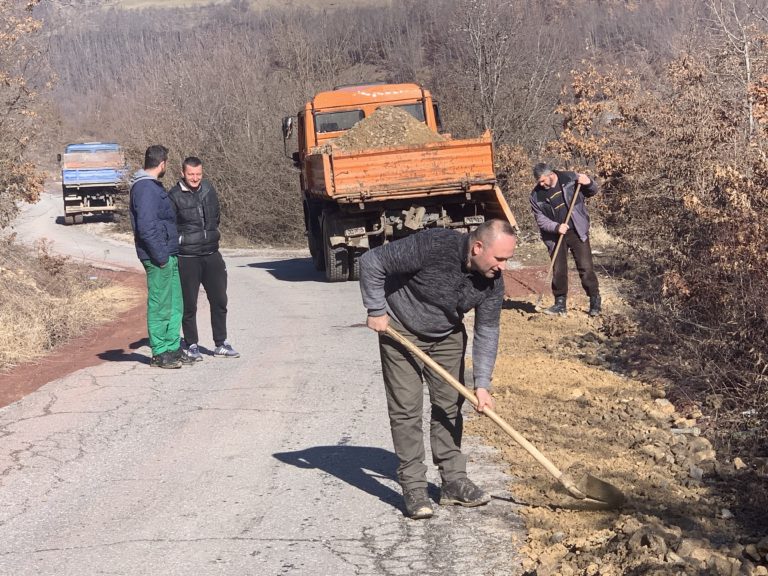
[282,83,516,282]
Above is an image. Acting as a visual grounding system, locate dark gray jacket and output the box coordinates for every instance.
[359,228,504,389]
[530,171,599,251]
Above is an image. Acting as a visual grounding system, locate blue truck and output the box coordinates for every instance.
[57,142,127,225]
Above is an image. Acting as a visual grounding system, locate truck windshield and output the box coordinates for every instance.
[394,103,426,122]
[315,110,364,133]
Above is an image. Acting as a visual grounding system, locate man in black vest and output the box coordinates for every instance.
[529,163,601,317]
[168,157,239,360]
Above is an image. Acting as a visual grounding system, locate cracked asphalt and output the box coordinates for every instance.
[1,191,525,575]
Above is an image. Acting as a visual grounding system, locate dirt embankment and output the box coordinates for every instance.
[0,240,144,407]
[476,277,768,576]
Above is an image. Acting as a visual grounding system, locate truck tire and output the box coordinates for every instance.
[74,214,83,224]
[323,217,348,282]
[348,249,361,281]
[308,227,325,271]
[64,215,75,226]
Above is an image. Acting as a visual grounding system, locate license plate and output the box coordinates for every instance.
[345,226,366,237]
[464,215,485,225]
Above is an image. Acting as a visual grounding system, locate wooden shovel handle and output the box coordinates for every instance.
[383,326,585,498]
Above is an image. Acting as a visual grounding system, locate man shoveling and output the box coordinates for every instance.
[359,220,517,519]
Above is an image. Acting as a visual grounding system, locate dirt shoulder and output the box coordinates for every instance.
[489,271,768,575]
[0,270,145,409]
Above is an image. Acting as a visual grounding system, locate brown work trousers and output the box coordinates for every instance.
[378,317,467,491]
[551,229,600,299]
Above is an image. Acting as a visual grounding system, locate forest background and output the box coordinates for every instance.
[2,0,767,458]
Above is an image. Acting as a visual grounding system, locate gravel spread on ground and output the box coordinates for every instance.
[469,282,768,576]
[317,106,445,154]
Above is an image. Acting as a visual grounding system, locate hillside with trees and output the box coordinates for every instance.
[41,0,767,454]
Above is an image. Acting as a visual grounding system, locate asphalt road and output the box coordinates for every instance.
[1,191,524,575]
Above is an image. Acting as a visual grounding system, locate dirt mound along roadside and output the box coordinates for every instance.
[467,293,768,576]
[326,105,445,153]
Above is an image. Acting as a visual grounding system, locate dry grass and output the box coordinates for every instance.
[0,239,139,371]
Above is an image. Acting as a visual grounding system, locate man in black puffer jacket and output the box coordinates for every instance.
[168,157,239,361]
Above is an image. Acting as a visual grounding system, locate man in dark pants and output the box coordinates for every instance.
[129,144,189,369]
[360,219,517,519]
[530,163,601,317]
[168,157,239,360]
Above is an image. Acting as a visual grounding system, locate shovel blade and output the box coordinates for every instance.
[575,473,625,508]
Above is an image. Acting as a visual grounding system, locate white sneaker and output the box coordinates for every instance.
[185,343,204,362]
[213,341,240,358]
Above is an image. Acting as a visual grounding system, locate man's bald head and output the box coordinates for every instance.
[468,219,517,279]
[470,219,517,245]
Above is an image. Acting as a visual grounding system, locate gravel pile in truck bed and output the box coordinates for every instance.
[329,105,445,152]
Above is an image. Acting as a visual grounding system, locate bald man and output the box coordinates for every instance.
[360,220,517,519]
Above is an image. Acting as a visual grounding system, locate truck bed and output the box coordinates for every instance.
[62,168,124,187]
[60,151,126,188]
[305,133,497,203]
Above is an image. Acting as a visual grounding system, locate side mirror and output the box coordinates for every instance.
[56,153,62,162]
[282,116,294,140]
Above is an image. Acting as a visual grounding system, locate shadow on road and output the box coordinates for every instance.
[55,214,116,226]
[97,337,150,364]
[273,445,408,511]
[244,258,325,282]
[502,299,538,313]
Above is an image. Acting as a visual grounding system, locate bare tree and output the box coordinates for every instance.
[705,0,768,140]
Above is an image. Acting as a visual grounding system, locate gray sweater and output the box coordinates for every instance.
[359,228,504,389]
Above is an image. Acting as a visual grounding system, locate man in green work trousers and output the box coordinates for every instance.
[129,145,190,369]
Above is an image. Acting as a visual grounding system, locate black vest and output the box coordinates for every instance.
[168,179,221,256]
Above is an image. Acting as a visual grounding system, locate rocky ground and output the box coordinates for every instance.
[318,105,446,153]
[472,270,768,575]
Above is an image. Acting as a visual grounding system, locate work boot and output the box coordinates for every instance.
[150,351,181,369]
[588,294,602,317]
[439,477,491,508]
[543,296,567,316]
[175,347,196,365]
[402,487,434,519]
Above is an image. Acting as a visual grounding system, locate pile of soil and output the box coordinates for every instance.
[469,290,768,576]
[328,106,445,152]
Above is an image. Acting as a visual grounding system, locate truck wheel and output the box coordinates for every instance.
[348,249,361,281]
[64,215,75,226]
[308,227,325,271]
[323,217,348,282]
[74,214,83,224]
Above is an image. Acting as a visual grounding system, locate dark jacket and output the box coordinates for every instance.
[359,228,504,389]
[530,171,599,251]
[129,170,179,265]
[167,179,221,257]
